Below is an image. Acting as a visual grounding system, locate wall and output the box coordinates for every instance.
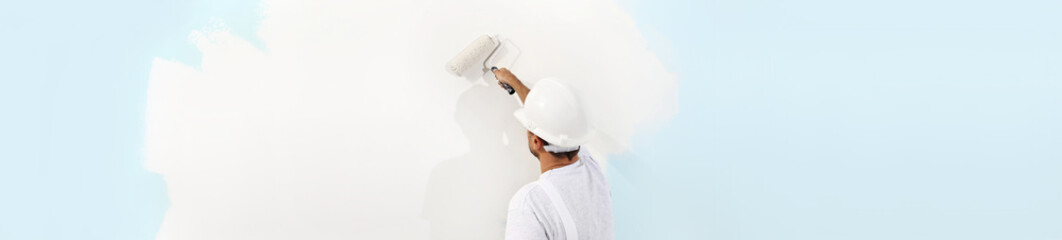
[144,0,675,239]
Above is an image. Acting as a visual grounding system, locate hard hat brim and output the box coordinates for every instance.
[513,108,594,148]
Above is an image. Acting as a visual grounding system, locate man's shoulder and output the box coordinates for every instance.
[577,148,599,166]
[508,181,541,211]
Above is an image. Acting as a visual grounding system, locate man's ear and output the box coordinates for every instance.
[531,135,544,150]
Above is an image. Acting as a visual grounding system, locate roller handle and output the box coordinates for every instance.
[501,82,515,95]
[491,66,516,95]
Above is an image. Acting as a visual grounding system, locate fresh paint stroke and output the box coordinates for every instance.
[145,0,675,239]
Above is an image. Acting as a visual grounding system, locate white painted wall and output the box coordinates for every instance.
[145,0,675,239]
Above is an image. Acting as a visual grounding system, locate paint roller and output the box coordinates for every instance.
[446,34,521,95]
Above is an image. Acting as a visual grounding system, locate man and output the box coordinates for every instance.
[493,68,614,240]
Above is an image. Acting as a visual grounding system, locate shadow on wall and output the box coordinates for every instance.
[422,84,540,239]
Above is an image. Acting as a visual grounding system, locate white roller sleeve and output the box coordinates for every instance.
[445,35,499,77]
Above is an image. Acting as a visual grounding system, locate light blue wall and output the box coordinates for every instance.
[0,1,261,239]
[2,0,1059,239]
[609,0,1061,239]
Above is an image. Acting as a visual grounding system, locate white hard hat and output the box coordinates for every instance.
[513,78,593,152]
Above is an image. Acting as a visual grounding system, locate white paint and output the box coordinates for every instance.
[145,0,675,239]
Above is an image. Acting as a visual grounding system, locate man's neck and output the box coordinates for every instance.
[539,155,580,173]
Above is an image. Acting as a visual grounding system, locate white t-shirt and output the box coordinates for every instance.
[505,150,614,240]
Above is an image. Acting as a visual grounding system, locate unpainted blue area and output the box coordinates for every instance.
[610,0,1062,239]
[0,1,262,239]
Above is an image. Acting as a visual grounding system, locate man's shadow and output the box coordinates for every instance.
[422,84,540,240]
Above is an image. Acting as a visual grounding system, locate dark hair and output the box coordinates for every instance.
[540,138,579,161]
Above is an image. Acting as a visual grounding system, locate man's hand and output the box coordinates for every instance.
[492,67,518,88]
[492,68,531,103]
